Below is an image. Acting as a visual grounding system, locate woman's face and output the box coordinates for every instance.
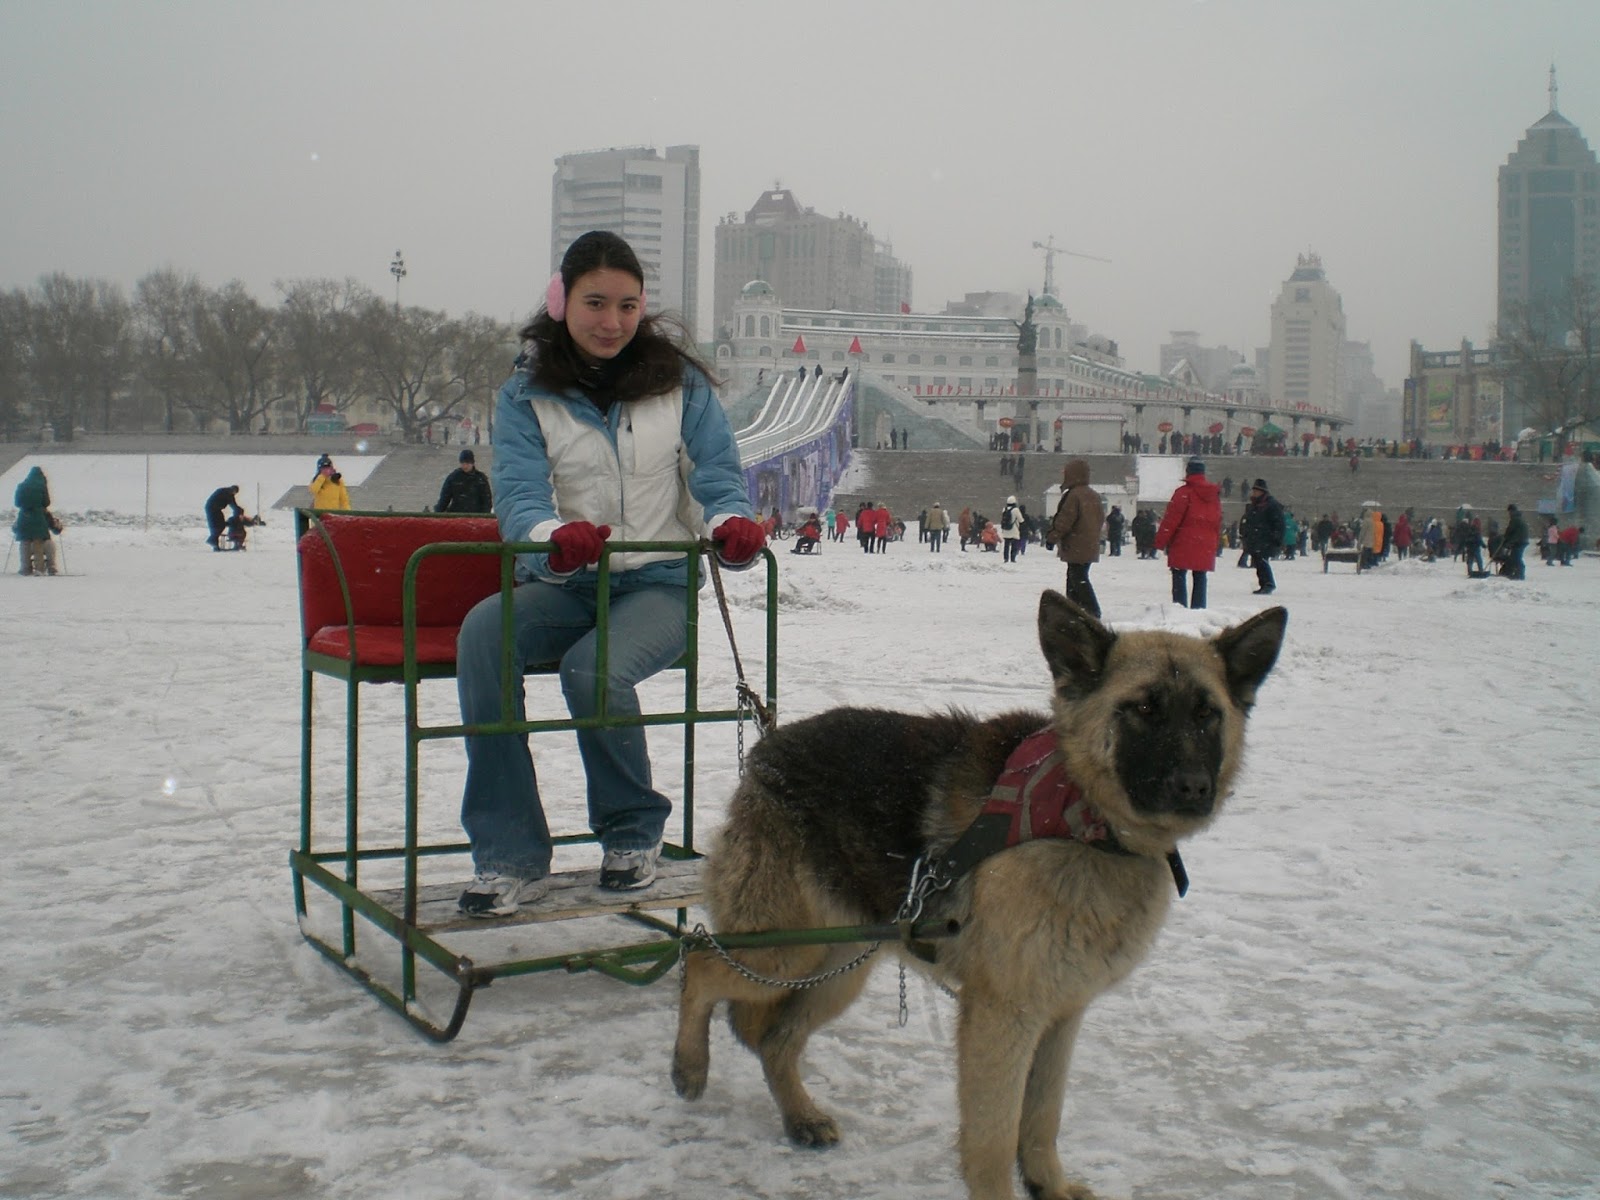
[563,267,643,362]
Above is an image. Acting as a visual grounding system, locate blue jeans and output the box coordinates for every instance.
[456,579,688,877]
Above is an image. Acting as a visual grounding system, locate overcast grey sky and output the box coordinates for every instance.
[2,0,1595,387]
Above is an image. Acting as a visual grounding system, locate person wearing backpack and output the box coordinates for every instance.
[998,495,1023,563]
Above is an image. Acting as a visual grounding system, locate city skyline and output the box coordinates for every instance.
[2,1,1596,391]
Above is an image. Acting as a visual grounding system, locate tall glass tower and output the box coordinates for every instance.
[1497,69,1599,338]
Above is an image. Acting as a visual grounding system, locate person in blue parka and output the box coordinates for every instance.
[12,466,58,576]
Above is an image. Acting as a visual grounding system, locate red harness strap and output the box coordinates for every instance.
[930,727,1188,897]
[979,727,1117,847]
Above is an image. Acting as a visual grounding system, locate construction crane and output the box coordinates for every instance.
[1032,236,1110,300]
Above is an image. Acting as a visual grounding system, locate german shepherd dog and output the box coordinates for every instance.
[673,591,1287,1199]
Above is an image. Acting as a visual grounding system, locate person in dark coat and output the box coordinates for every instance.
[204,484,244,551]
[1130,508,1157,558]
[1104,504,1126,556]
[1239,477,1285,595]
[435,448,494,513]
[1496,503,1528,579]
[1154,458,1222,608]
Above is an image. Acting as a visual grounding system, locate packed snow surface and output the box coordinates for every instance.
[3,468,1597,1198]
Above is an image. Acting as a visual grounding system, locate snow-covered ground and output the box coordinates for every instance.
[3,468,1597,1199]
[0,452,384,521]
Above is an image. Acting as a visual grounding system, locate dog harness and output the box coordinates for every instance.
[932,727,1188,897]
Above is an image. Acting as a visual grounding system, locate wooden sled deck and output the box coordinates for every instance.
[366,857,706,934]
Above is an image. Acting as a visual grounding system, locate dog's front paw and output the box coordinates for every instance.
[670,1052,707,1100]
[783,1110,841,1147]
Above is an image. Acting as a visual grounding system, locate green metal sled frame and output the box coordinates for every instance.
[290,512,958,1041]
[291,509,786,1040]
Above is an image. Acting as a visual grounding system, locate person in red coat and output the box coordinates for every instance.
[1154,458,1223,609]
[873,504,892,552]
[1394,509,1414,561]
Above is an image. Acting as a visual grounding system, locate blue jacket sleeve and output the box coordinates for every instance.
[679,366,753,525]
[489,371,560,576]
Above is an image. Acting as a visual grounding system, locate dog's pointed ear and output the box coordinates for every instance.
[1212,606,1287,710]
[1038,589,1117,700]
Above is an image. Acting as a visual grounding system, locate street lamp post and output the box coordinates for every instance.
[390,250,407,313]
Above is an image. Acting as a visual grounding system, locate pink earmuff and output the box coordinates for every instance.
[544,273,647,322]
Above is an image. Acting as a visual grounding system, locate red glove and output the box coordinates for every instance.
[712,516,766,565]
[547,522,612,573]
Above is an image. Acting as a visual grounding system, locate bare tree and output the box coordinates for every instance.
[89,287,135,433]
[17,274,129,441]
[356,301,509,440]
[275,277,371,431]
[134,269,209,432]
[434,311,514,429]
[0,290,29,439]
[188,280,285,433]
[1497,275,1600,452]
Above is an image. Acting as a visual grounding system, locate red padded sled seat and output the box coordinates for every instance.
[297,512,504,674]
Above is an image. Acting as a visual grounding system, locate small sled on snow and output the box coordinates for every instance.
[291,511,954,1041]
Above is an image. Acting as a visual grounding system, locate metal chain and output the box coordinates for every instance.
[895,854,953,925]
[735,689,749,775]
[682,923,880,990]
[894,856,961,1026]
[897,962,961,1027]
[679,865,959,1017]
[703,542,773,736]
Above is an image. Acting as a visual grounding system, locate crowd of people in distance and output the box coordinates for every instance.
[806,454,1576,611]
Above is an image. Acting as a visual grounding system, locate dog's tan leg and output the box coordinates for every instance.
[1017,1011,1097,1200]
[747,952,876,1146]
[671,941,840,1105]
[672,943,824,1098]
[956,985,1046,1199]
[671,948,725,1101]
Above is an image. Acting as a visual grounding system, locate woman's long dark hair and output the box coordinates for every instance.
[518,231,717,402]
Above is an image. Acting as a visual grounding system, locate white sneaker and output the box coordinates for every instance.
[599,844,661,891]
[458,871,549,917]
